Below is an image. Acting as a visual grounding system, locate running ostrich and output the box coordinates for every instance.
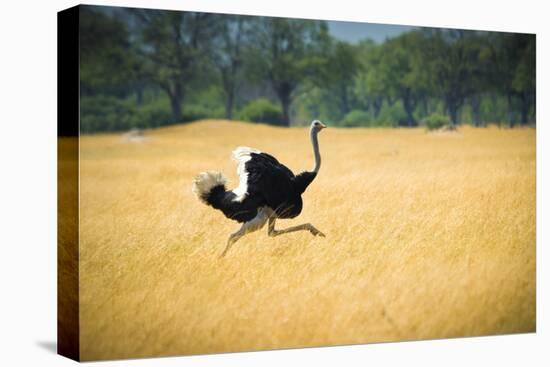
[192,120,327,257]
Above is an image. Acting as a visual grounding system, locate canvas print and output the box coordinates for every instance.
[57,4,536,362]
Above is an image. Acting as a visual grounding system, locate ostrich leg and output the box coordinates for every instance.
[220,208,270,257]
[267,216,325,238]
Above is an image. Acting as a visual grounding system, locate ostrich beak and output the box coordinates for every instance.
[320,122,327,129]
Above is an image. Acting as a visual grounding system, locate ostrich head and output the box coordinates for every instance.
[311,120,327,133]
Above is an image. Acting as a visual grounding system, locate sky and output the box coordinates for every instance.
[328,20,415,43]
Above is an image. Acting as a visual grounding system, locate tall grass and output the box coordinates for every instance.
[73,120,535,360]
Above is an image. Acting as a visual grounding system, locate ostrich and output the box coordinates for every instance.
[192,120,327,257]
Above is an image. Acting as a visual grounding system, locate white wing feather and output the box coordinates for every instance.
[231,146,261,202]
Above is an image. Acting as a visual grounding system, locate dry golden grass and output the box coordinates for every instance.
[75,120,535,361]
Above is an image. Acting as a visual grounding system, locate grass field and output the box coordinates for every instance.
[74,120,535,360]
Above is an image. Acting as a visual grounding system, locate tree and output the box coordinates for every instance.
[423,29,483,125]
[462,32,493,126]
[77,7,536,132]
[316,40,362,117]
[252,18,329,126]
[377,31,432,126]
[485,32,535,127]
[211,15,251,120]
[512,35,536,125]
[131,9,217,122]
[79,6,135,97]
[353,40,386,119]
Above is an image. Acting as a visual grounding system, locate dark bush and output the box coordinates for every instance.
[376,103,406,127]
[80,96,136,133]
[422,113,451,131]
[181,105,212,123]
[132,99,173,128]
[237,98,283,125]
[339,110,372,127]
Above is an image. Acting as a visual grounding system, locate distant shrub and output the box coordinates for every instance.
[376,103,407,127]
[181,105,217,123]
[422,113,451,131]
[135,101,224,126]
[81,96,177,132]
[133,99,173,128]
[339,110,372,127]
[237,98,283,125]
[81,96,136,133]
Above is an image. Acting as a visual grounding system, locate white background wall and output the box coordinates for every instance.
[0,0,547,365]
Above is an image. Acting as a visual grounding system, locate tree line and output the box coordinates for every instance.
[79,6,535,132]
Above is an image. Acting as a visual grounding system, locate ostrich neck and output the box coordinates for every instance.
[310,128,321,173]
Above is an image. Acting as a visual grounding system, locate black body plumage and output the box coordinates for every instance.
[202,152,317,223]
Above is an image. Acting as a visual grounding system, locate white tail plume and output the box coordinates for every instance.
[192,171,227,204]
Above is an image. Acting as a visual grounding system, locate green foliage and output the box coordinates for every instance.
[181,105,215,122]
[81,96,176,132]
[185,86,226,121]
[79,6,138,97]
[134,99,173,128]
[293,86,341,125]
[131,9,221,121]
[237,98,283,125]
[422,113,451,130]
[337,103,410,128]
[376,31,430,126]
[353,40,385,111]
[77,7,536,132]
[422,30,488,124]
[338,110,372,127]
[376,102,407,127]
[313,41,362,117]
[251,18,330,125]
[81,96,135,133]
